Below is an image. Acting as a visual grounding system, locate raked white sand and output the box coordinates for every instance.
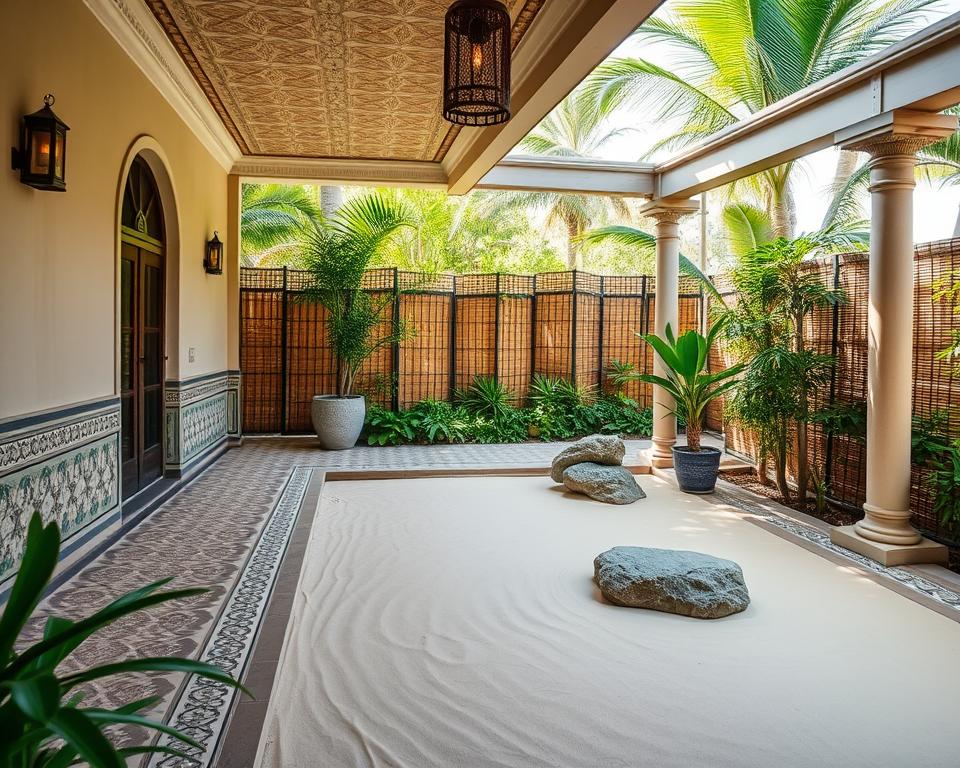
[257,475,959,768]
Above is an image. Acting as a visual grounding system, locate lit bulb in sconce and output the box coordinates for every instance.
[472,42,483,71]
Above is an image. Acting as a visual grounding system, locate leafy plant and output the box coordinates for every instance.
[0,513,247,767]
[455,376,516,420]
[364,405,420,446]
[929,440,960,528]
[300,193,415,397]
[630,321,743,451]
[591,396,653,437]
[933,270,960,376]
[604,360,636,396]
[407,400,470,444]
[468,407,529,444]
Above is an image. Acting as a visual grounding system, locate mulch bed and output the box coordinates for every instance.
[721,471,960,575]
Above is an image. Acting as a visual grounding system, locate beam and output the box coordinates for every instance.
[231,156,448,189]
[655,11,960,200]
[477,156,655,197]
[444,0,664,195]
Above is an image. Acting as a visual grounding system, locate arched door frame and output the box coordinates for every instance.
[114,137,181,492]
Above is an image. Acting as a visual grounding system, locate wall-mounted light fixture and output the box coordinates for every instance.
[205,231,223,274]
[443,0,511,126]
[11,94,69,191]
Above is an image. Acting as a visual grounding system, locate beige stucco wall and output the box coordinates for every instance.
[0,0,228,420]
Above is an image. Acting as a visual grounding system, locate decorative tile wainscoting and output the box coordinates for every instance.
[164,371,240,476]
[0,399,122,595]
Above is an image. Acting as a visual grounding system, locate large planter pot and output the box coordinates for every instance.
[673,446,722,494]
[311,395,365,450]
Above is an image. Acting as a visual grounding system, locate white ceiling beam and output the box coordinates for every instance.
[655,11,960,200]
[477,156,655,196]
[443,0,665,196]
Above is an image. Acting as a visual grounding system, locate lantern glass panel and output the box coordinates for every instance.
[29,126,52,176]
[54,130,65,180]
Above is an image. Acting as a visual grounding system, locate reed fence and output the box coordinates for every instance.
[240,237,960,539]
[240,267,703,433]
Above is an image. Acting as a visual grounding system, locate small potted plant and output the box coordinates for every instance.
[300,193,413,449]
[633,320,743,493]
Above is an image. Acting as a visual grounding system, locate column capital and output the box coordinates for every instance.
[640,198,700,225]
[836,109,956,157]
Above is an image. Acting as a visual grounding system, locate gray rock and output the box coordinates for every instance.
[593,547,750,619]
[550,435,625,483]
[562,463,645,505]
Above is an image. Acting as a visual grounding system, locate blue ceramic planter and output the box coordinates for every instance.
[673,446,722,494]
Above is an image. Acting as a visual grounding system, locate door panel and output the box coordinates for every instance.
[120,244,139,499]
[140,253,164,485]
[120,239,164,498]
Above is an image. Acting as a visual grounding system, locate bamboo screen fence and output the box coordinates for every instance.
[705,237,960,540]
[240,237,959,539]
[240,267,703,433]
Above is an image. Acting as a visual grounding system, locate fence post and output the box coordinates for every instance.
[391,267,401,412]
[824,252,842,493]
[449,274,458,401]
[530,274,538,389]
[494,273,501,383]
[570,270,578,385]
[597,275,605,391]
[280,266,289,434]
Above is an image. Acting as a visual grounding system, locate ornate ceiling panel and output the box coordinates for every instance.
[145,0,546,161]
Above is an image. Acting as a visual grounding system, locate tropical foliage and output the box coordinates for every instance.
[715,236,846,502]
[484,87,635,268]
[629,321,743,451]
[299,193,414,396]
[240,183,321,267]
[587,0,935,239]
[0,514,246,767]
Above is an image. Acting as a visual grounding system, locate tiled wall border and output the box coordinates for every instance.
[0,398,122,596]
[164,371,240,475]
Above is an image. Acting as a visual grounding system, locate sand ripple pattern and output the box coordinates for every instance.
[260,477,960,768]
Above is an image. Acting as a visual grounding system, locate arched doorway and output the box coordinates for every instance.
[119,155,165,498]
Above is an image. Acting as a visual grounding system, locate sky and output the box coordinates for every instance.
[510,0,960,247]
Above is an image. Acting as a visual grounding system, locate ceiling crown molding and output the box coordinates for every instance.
[232,156,448,189]
[83,0,241,171]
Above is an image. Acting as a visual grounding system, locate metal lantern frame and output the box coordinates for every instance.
[443,0,511,126]
[11,94,69,191]
[205,231,224,275]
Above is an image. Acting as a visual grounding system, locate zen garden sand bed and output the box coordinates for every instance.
[256,475,960,768]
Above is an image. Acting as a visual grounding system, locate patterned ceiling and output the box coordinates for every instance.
[146,0,546,161]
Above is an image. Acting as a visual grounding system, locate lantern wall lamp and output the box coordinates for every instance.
[11,94,69,191]
[205,231,224,275]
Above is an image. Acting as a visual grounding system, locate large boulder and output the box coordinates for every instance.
[562,463,645,505]
[593,547,750,619]
[550,435,625,483]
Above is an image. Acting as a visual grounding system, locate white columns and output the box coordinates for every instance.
[643,200,699,469]
[831,110,955,566]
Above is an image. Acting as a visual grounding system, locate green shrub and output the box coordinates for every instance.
[455,376,516,420]
[407,400,470,444]
[468,407,529,444]
[365,405,420,446]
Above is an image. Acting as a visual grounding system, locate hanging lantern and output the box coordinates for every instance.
[443,0,511,126]
[11,94,69,191]
[205,231,224,274]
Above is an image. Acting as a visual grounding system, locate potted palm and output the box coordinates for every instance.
[633,320,743,493]
[300,193,413,449]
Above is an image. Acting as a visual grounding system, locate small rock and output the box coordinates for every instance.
[550,435,625,483]
[562,463,645,505]
[593,547,749,619]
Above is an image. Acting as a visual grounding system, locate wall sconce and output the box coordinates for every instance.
[205,231,223,274]
[11,94,69,191]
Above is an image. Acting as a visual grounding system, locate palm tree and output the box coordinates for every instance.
[488,87,633,268]
[240,183,322,267]
[587,0,936,239]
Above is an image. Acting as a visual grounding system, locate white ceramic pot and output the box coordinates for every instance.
[311,395,365,450]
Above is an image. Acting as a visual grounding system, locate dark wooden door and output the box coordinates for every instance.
[120,237,164,498]
[120,157,165,499]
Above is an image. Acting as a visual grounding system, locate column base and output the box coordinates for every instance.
[830,524,948,567]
